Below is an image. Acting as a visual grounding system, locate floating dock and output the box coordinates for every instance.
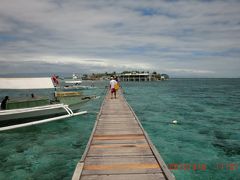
[72,90,175,180]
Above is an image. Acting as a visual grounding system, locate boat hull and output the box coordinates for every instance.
[63,85,95,90]
[0,96,94,124]
[0,104,69,122]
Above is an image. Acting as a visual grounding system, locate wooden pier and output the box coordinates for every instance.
[72,91,175,180]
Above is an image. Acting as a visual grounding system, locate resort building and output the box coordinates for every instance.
[119,72,154,81]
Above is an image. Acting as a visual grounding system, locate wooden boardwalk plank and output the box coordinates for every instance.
[87,147,153,157]
[72,90,175,180]
[94,130,143,136]
[80,174,166,180]
[92,139,148,145]
[82,156,162,175]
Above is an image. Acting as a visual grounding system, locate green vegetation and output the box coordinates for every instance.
[81,71,169,80]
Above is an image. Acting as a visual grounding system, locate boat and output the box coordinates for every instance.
[54,91,97,111]
[62,74,96,90]
[0,77,96,130]
[63,85,96,90]
[64,74,82,85]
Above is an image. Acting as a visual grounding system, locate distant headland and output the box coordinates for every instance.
[81,71,169,81]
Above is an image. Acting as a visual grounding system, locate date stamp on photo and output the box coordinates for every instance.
[167,163,238,171]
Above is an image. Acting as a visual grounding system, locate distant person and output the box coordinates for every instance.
[31,93,35,98]
[1,96,9,110]
[109,77,117,99]
[115,76,120,86]
[114,76,120,91]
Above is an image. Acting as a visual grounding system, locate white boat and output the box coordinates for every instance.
[63,85,96,90]
[0,104,71,121]
[65,80,82,84]
[0,77,96,130]
[64,74,82,85]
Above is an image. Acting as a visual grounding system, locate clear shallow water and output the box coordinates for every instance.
[123,79,240,180]
[0,82,106,180]
[0,79,240,180]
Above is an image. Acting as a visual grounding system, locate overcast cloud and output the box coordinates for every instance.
[0,0,240,77]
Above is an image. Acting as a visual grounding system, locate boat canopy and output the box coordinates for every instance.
[0,78,54,89]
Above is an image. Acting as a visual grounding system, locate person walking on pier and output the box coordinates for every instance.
[109,77,118,99]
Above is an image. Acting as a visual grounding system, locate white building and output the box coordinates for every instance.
[119,72,153,81]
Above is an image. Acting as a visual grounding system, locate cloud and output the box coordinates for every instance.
[0,0,240,77]
[167,68,215,74]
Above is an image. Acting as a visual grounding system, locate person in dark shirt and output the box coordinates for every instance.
[1,96,9,110]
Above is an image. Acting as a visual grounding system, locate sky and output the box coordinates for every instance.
[0,0,240,77]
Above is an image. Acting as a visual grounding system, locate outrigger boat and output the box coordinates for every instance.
[0,77,96,131]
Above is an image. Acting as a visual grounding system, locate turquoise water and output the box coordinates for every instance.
[123,79,240,180]
[0,79,240,179]
[0,83,106,180]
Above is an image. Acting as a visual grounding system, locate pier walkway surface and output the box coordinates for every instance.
[72,90,175,180]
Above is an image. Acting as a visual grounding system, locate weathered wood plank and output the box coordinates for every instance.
[82,156,162,175]
[100,114,134,117]
[80,174,166,180]
[101,111,133,114]
[87,145,153,157]
[72,162,84,180]
[96,128,141,132]
[90,143,149,149]
[93,134,145,139]
[92,139,148,145]
[94,130,143,135]
[98,120,137,123]
[96,124,139,128]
